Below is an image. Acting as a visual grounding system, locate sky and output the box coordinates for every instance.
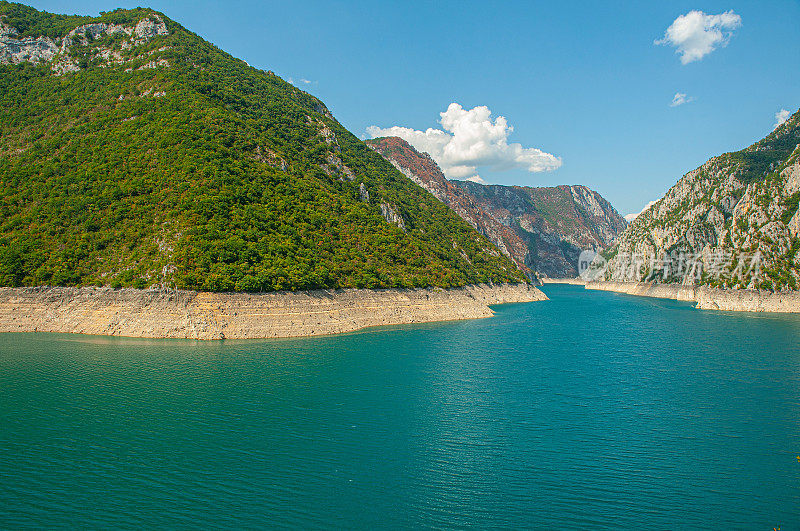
[25,0,800,217]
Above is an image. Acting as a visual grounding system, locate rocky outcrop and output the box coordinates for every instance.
[366,136,627,278]
[359,183,370,202]
[0,283,547,340]
[0,22,58,64]
[0,13,168,74]
[584,281,800,313]
[585,281,697,301]
[602,108,800,292]
[132,16,168,42]
[379,202,406,230]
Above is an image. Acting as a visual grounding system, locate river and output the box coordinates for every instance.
[1,284,798,528]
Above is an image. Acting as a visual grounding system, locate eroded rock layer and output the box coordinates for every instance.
[0,283,547,339]
[585,281,800,313]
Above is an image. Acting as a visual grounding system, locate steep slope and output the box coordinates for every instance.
[364,136,532,274]
[367,136,627,278]
[458,182,627,278]
[601,108,800,291]
[0,2,526,291]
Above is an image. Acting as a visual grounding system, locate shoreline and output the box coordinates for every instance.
[584,281,800,313]
[540,278,587,286]
[0,283,547,340]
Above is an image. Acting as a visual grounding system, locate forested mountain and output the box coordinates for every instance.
[367,136,626,278]
[602,108,800,291]
[0,2,526,291]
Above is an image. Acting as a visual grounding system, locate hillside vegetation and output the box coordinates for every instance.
[0,2,525,291]
[367,136,626,278]
[604,108,800,291]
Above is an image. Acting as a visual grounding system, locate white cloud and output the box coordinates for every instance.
[466,176,487,184]
[773,108,791,130]
[366,103,561,180]
[655,10,742,64]
[288,77,314,86]
[670,92,694,107]
[624,200,658,222]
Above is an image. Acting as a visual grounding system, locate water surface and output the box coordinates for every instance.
[1,285,799,528]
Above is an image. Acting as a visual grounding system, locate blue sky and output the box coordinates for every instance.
[26,0,800,216]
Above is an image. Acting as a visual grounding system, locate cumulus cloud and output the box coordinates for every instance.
[466,176,487,184]
[288,77,313,86]
[624,200,658,222]
[655,10,742,64]
[670,92,694,107]
[773,108,791,130]
[366,103,561,180]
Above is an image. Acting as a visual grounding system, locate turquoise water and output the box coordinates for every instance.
[1,284,799,529]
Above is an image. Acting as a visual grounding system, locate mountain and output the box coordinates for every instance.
[366,136,627,278]
[0,2,527,291]
[601,108,800,291]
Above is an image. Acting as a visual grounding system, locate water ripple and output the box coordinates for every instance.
[1,286,799,528]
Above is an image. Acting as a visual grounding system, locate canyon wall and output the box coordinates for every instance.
[366,136,627,279]
[602,110,800,292]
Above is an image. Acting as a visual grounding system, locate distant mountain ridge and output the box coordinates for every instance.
[366,136,627,278]
[0,2,526,291]
[601,108,800,291]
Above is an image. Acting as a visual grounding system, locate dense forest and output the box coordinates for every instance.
[0,2,526,291]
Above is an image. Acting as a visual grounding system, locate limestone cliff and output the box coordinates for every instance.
[458,181,627,278]
[366,136,627,278]
[602,108,800,292]
[0,12,168,74]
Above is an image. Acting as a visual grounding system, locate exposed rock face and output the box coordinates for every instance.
[459,182,627,278]
[0,13,168,74]
[0,22,58,64]
[603,109,800,292]
[540,278,587,286]
[380,202,405,230]
[359,183,370,202]
[370,138,524,265]
[0,283,547,339]
[585,281,800,313]
[133,16,168,42]
[366,136,627,278]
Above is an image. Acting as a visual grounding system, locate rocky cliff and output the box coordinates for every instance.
[0,10,168,74]
[366,136,627,278]
[601,108,800,293]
